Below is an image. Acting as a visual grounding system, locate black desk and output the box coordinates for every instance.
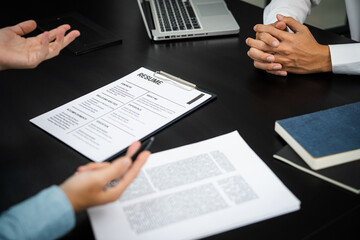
[1,1,359,239]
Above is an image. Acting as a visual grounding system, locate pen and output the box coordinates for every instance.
[131,136,155,161]
[105,137,155,190]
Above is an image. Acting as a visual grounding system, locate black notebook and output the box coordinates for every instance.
[273,145,360,194]
[37,12,122,55]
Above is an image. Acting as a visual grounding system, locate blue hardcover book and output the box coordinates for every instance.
[275,102,360,170]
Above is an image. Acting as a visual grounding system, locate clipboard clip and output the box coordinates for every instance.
[154,71,196,91]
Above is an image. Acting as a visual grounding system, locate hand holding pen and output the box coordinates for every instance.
[59,139,152,212]
[105,137,155,189]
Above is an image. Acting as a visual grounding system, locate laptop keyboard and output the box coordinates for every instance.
[154,0,201,32]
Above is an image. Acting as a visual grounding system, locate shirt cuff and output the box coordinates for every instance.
[329,43,360,75]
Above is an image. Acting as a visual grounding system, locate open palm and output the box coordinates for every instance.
[0,20,80,70]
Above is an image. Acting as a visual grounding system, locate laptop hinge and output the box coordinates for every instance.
[142,0,155,30]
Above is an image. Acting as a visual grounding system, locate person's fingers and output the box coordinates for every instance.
[256,32,279,48]
[89,141,142,185]
[62,29,80,47]
[266,69,288,76]
[246,37,276,53]
[97,156,132,184]
[275,21,287,31]
[104,151,150,201]
[122,150,149,181]
[248,47,276,63]
[253,60,282,71]
[77,162,111,173]
[35,31,50,65]
[46,26,67,59]
[47,24,71,42]
[276,14,305,33]
[125,141,142,158]
[9,20,37,35]
[35,26,79,60]
[117,151,150,189]
[54,26,66,45]
[253,24,289,41]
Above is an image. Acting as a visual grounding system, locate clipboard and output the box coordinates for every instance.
[37,12,122,55]
[30,67,216,162]
[106,68,217,159]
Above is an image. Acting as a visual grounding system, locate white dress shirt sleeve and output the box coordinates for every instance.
[263,0,360,75]
[329,43,360,75]
[345,0,360,41]
[263,0,321,25]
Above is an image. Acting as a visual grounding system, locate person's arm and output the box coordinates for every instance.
[263,0,320,25]
[0,185,75,240]
[0,142,150,239]
[329,43,360,75]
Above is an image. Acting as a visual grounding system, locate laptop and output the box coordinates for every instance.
[138,0,240,41]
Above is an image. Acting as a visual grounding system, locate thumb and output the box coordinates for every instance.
[277,14,304,33]
[10,20,37,36]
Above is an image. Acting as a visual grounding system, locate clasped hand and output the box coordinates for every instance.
[246,14,332,76]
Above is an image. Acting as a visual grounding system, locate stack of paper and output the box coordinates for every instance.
[88,131,300,240]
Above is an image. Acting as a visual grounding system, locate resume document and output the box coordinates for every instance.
[30,67,213,162]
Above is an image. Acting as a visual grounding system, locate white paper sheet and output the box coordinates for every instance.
[30,67,212,162]
[88,131,300,240]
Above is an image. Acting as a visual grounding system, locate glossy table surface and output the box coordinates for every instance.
[0,1,359,239]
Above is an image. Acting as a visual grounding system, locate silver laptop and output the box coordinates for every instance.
[138,0,240,41]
